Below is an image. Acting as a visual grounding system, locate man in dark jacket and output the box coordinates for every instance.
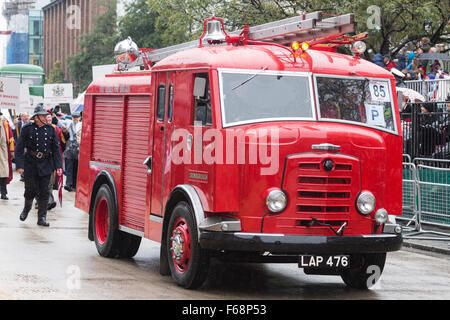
[372,53,384,67]
[15,104,63,227]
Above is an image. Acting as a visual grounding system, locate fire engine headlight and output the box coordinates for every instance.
[374,208,389,224]
[353,41,366,54]
[266,189,287,213]
[356,191,376,215]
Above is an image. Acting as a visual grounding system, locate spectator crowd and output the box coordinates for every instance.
[371,38,449,82]
[370,38,450,160]
[372,38,450,159]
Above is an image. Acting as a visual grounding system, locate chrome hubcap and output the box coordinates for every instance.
[170,230,184,261]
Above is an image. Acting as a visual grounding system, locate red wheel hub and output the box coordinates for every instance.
[95,198,109,245]
[170,217,192,274]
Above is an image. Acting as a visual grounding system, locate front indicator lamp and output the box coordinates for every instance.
[266,189,287,213]
[301,42,310,51]
[356,191,376,215]
[291,41,309,53]
[374,208,388,224]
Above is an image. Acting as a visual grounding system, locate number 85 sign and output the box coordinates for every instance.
[369,81,390,102]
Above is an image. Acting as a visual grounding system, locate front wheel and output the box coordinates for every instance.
[340,253,386,289]
[166,201,209,289]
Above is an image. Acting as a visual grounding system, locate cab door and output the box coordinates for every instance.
[148,72,177,241]
[151,72,168,218]
[151,70,178,209]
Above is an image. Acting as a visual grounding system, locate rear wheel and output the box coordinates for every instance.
[166,201,209,289]
[92,185,121,257]
[92,185,142,259]
[340,253,386,289]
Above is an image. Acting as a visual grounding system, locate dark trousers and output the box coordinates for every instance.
[48,172,56,204]
[0,178,7,196]
[65,158,78,188]
[24,172,51,204]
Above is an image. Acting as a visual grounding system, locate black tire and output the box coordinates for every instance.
[340,253,387,289]
[92,185,121,258]
[118,232,142,259]
[166,201,209,289]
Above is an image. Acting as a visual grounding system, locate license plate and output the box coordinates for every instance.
[298,255,350,269]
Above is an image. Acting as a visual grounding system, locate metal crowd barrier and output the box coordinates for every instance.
[404,78,450,102]
[400,158,450,241]
[413,158,450,168]
[400,162,420,232]
[403,154,412,163]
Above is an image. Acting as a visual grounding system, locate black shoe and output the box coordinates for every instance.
[1,194,8,200]
[47,201,57,211]
[37,217,50,227]
[20,199,33,222]
[20,211,28,221]
[37,200,50,227]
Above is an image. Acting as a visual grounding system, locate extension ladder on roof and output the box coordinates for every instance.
[147,11,355,63]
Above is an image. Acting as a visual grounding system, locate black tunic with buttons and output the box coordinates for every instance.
[15,122,63,177]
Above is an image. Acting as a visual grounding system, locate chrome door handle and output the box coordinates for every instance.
[311,143,341,152]
[143,156,152,174]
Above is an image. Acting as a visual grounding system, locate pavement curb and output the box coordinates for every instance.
[402,240,450,255]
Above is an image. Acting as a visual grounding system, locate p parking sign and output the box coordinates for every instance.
[366,104,386,127]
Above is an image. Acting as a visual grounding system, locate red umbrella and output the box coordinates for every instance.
[58,172,63,207]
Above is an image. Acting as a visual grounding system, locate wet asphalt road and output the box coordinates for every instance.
[0,172,449,300]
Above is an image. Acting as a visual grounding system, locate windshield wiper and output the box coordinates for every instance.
[349,71,371,81]
[232,66,268,91]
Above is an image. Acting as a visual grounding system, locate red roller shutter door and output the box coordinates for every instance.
[121,96,151,230]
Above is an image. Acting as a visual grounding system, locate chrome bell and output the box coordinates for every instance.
[203,19,227,45]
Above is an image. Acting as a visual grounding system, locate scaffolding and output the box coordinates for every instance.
[2,0,37,23]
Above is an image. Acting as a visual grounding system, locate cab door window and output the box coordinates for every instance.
[157,83,166,121]
[168,83,174,122]
[193,73,212,126]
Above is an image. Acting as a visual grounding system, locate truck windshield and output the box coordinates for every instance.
[315,76,396,133]
[1,73,43,86]
[22,74,43,86]
[219,70,313,127]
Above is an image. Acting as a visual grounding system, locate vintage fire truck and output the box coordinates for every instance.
[75,12,403,290]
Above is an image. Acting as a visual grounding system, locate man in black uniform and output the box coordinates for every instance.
[15,104,63,227]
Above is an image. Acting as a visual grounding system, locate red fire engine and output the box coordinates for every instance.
[75,12,403,290]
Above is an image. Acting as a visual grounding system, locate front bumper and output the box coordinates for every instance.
[199,231,403,254]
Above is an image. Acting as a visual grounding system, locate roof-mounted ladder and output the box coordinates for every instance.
[116,11,356,70]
